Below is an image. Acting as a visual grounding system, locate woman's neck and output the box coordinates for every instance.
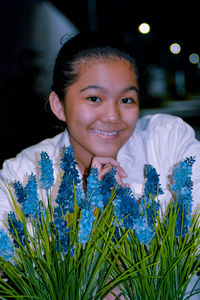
[69,137,93,176]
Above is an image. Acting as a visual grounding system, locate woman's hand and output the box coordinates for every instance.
[91,157,129,186]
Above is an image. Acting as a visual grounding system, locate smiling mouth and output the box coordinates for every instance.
[91,129,119,136]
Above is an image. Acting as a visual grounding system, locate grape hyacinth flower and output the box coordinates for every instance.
[55,146,81,217]
[7,212,26,247]
[53,218,70,253]
[133,217,154,244]
[143,164,164,199]
[78,168,103,244]
[14,174,41,219]
[113,164,163,244]
[140,165,163,230]
[79,208,96,245]
[22,173,40,217]
[113,186,139,228]
[38,151,54,191]
[0,229,15,261]
[14,181,26,204]
[86,168,104,210]
[100,167,117,206]
[114,185,155,245]
[170,156,195,236]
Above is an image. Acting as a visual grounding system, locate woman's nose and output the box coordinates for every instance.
[100,102,121,123]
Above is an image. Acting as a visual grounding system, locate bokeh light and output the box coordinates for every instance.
[138,23,151,34]
[189,53,199,64]
[170,43,181,54]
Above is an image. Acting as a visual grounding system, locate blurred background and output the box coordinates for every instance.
[1,0,200,167]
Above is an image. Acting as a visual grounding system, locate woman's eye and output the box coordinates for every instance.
[87,96,101,103]
[120,98,134,104]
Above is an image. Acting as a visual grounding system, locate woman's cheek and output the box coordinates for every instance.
[69,105,98,131]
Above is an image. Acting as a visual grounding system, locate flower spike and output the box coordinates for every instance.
[38,151,54,190]
[0,229,14,261]
[170,156,195,236]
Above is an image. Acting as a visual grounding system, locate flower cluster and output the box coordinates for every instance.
[170,156,195,236]
[140,165,163,230]
[14,174,40,217]
[0,229,14,261]
[53,218,70,253]
[7,212,26,248]
[78,208,96,245]
[86,168,104,210]
[113,164,163,244]
[100,168,117,207]
[38,151,54,190]
[78,167,104,244]
[54,146,81,217]
[0,145,195,261]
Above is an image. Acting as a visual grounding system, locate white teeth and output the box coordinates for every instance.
[92,129,118,136]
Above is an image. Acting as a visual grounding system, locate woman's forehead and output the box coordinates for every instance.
[74,56,136,76]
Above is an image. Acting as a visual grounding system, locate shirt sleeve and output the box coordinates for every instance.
[167,116,200,214]
[0,132,67,227]
[0,149,39,227]
[148,114,200,214]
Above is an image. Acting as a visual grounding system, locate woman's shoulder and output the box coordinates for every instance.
[137,113,186,131]
[135,113,196,140]
[0,130,70,183]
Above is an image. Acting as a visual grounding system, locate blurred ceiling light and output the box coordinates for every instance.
[170,43,181,54]
[189,53,199,64]
[138,22,151,34]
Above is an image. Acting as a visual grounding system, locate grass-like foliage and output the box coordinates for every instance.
[0,147,199,299]
[0,192,132,299]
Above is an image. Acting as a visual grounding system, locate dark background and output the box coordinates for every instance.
[1,0,200,167]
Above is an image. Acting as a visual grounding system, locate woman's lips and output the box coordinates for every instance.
[92,129,118,136]
[91,128,120,139]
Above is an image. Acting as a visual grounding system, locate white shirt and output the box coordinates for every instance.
[1,113,200,227]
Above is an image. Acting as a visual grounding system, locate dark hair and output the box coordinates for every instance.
[51,31,140,101]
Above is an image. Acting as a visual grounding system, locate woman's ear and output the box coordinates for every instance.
[49,91,66,122]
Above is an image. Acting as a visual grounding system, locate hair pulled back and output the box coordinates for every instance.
[51,31,139,101]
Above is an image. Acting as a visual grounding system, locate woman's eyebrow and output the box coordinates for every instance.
[80,85,139,94]
[80,85,105,93]
[123,86,139,94]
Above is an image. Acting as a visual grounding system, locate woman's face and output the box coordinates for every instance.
[61,58,139,165]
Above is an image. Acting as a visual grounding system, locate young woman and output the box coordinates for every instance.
[0,30,200,224]
[0,30,200,299]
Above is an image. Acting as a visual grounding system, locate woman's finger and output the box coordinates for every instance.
[116,166,127,178]
[90,156,128,186]
[114,172,124,186]
[98,163,113,180]
[91,157,120,171]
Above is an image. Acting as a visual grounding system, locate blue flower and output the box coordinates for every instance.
[79,208,95,245]
[71,168,103,245]
[22,173,40,217]
[140,165,162,230]
[55,146,81,216]
[55,173,76,216]
[60,146,80,186]
[14,181,26,204]
[133,217,154,244]
[100,168,117,206]
[144,164,164,199]
[75,183,85,208]
[112,164,163,244]
[86,168,104,210]
[113,186,140,228]
[8,212,26,248]
[170,157,195,237]
[171,157,195,194]
[38,151,54,190]
[0,229,15,261]
[53,217,70,253]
